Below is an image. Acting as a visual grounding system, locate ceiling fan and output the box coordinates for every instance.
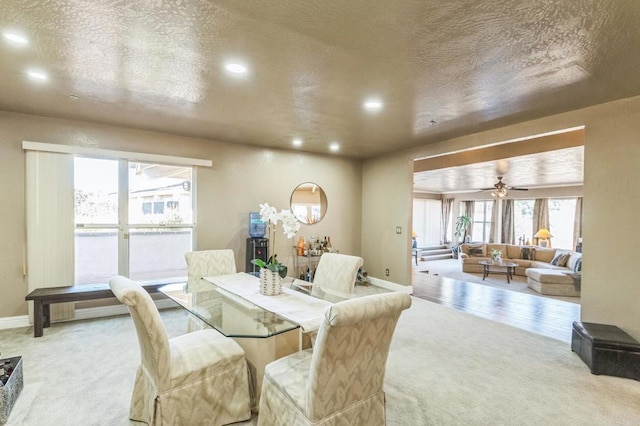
[481,176,528,198]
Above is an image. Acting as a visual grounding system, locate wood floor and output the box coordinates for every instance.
[411,270,580,343]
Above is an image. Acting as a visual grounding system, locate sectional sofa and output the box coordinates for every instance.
[458,243,582,297]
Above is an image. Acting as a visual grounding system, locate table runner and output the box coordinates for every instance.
[204,273,332,332]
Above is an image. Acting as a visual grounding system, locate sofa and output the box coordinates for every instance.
[458,243,582,297]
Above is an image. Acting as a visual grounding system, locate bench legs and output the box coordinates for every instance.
[32,301,50,338]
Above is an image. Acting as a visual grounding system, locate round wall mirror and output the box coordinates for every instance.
[290,182,328,224]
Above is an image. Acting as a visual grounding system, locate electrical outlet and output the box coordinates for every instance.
[385,268,390,276]
[396,226,402,234]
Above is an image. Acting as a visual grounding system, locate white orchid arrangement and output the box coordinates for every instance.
[251,202,300,277]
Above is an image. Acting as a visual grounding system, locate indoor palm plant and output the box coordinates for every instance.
[452,214,472,259]
[251,203,300,295]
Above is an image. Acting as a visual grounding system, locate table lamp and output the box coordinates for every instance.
[534,228,553,247]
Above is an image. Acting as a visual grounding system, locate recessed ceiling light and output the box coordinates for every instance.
[3,32,28,45]
[329,142,340,152]
[69,94,79,101]
[292,138,303,147]
[224,62,247,74]
[27,70,48,81]
[363,98,383,111]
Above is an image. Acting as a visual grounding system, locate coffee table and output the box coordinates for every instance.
[478,260,518,283]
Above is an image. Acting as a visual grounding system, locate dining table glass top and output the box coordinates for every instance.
[160,280,300,339]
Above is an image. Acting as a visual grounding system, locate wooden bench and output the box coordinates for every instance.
[25,280,181,337]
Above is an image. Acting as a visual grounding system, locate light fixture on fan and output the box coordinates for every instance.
[491,186,508,198]
[483,176,529,198]
[490,177,508,198]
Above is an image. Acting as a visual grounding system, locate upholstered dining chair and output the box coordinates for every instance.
[185,249,237,286]
[310,252,363,302]
[109,276,252,426]
[184,249,237,331]
[257,291,412,425]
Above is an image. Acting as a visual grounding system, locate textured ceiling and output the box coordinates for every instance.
[413,146,584,193]
[2,1,640,158]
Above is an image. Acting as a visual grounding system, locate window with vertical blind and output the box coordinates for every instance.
[412,198,442,247]
[24,142,211,293]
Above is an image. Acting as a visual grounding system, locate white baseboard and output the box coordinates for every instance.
[368,277,413,294]
[0,300,177,330]
[72,299,177,321]
[0,315,30,330]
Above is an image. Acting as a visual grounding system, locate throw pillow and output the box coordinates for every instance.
[573,258,582,272]
[528,247,536,260]
[468,248,484,257]
[467,244,485,257]
[558,253,571,267]
[520,247,530,260]
[551,252,571,267]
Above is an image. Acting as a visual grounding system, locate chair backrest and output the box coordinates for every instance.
[306,292,411,421]
[311,253,363,301]
[109,276,172,390]
[185,249,237,282]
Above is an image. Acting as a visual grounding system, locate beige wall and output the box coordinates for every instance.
[0,111,362,318]
[362,95,640,340]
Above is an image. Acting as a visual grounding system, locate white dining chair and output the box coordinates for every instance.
[184,249,237,331]
[258,291,412,425]
[185,249,237,285]
[311,252,363,302]
[109,275,252,426]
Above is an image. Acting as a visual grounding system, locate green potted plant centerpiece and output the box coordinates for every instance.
[252,203,300,295]
[452,214,472,259]
[490,249,503,264]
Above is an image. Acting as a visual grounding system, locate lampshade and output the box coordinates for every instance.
[534,228,552,239]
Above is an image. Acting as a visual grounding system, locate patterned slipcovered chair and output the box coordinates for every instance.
[184,249,237,331]
[185,249,237,286]
[258,291,412,425]
[311,253,363,302]
[109,276,251,426]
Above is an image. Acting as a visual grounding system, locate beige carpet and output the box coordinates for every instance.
[2,298,639,425]
[415,258,580,304]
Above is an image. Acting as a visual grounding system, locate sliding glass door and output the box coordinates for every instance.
[74,158,194,284]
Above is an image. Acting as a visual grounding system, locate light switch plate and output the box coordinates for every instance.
[396,226,402,234]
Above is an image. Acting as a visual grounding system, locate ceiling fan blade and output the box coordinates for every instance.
[508,187,529,191]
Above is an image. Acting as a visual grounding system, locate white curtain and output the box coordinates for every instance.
[533,198,550,246]
[502,199,515,244]
[26,150,75,321]
[488,200,498,243]
[573,197,583,250]
[441,198,453,244]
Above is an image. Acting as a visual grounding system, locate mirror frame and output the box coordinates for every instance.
[290,182,328,224]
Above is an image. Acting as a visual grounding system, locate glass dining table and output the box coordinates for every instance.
[160,281,300,338]
[159,275,322,411]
